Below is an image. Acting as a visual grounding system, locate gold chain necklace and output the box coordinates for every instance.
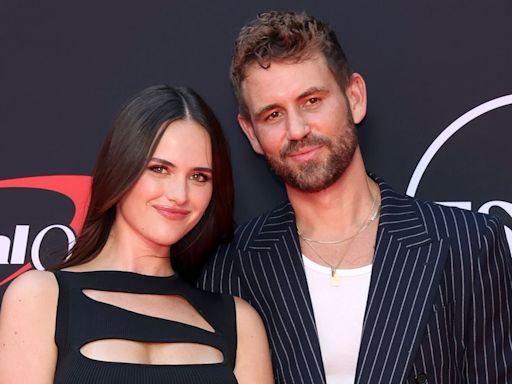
[298,198,380,286]
[297,191,378,244]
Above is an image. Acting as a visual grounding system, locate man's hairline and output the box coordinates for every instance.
[236,52,350,121]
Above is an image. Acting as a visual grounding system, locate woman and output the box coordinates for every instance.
[0,85,273,383]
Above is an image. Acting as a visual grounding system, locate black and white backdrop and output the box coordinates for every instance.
[1,1,511,299]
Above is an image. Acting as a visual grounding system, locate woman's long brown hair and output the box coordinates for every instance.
[56,85,234,281]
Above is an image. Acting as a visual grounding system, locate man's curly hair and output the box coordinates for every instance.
[230,11,353,117]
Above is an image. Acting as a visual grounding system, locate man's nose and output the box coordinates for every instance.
[286,110,311,141]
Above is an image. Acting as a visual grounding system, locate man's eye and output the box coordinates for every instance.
[306,97,320,105]
[266,111,281,121]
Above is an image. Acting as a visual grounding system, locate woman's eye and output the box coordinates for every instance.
[190,173,210,183]
[149,165,167,174]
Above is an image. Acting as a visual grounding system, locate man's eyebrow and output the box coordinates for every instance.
[298,86,329,99]
[255,103,280,120]
[254,87,330,119]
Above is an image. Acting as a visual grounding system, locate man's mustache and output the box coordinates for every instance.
[280,135,331,159]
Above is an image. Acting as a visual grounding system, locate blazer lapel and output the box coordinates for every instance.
[237,202,327,383]
[355,180,449,384]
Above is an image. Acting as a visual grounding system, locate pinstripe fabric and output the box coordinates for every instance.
[200,178,512,383]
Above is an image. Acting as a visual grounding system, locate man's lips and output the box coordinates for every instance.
[153,205,190,219]
[287,145,323,161]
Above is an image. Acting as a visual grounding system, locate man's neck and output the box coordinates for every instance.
[288,149,379,242]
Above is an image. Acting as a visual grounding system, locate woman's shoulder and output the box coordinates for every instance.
[0,270,59,383]
[232,297,274,382]
[0,270,59,347]
[233,296,265,330]
[1,269,58,312]
[3,269,57,298]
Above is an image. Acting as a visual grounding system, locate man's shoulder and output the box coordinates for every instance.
[376,177,501,241]
[200,200,295,292]
[222,200,295,252]
[415,195,498,226]
[389,187,502,240]
[236,200,294,231]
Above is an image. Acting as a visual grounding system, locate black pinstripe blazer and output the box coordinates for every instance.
[200,178,512,383]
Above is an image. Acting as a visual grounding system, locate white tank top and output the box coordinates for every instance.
[302,255,372,384]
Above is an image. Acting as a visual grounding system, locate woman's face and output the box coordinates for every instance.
[116,119,213,249]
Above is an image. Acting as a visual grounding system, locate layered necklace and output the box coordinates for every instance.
[297,192,380,286]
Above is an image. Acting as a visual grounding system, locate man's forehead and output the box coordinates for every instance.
[240,55,333,101]
[242,54,326,78]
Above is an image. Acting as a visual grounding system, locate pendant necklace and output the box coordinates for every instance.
[297,194,380,286]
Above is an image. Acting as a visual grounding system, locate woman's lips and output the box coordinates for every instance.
[153,205,190,220]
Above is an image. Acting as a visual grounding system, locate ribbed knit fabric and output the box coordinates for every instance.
[53,270,237,384]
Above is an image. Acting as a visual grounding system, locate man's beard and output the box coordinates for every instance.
[266,115,358,193]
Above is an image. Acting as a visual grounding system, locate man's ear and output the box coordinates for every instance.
[238,114,264,155]
[345,73,367,124]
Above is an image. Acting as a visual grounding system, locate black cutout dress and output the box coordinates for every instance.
[53,271,238,383]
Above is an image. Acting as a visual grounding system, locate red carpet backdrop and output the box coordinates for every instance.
[0,1,511,299]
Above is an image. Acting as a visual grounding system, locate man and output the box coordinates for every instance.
[200,11,512,384]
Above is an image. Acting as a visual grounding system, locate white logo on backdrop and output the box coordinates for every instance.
[406,94,512,249]
[0,224,75,270]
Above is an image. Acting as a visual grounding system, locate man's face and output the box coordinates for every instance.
[238,55,367,193]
